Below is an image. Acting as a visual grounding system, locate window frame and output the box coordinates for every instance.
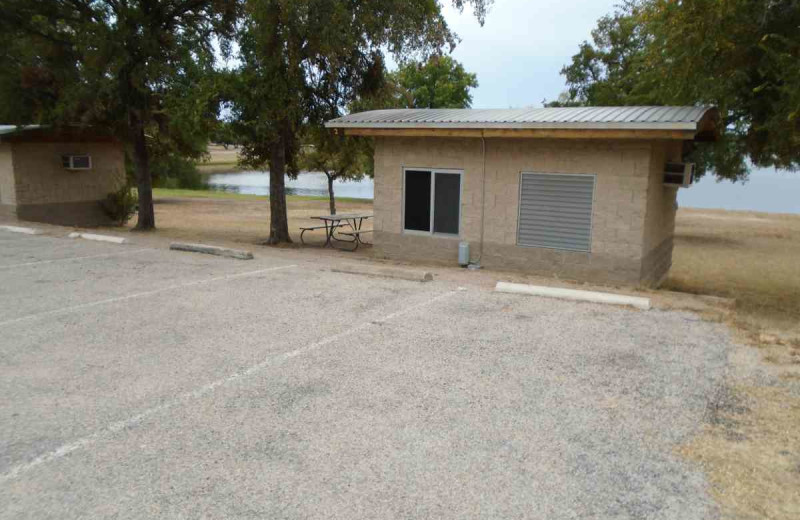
[402,167,463,238]
[516,171,597,253]
[61,154,93,171]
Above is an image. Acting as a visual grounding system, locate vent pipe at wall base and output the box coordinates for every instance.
[458,241,470,266]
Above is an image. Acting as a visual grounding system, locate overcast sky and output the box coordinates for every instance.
[439,0,618,108]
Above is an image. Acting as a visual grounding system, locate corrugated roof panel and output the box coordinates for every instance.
[326,106,715,131]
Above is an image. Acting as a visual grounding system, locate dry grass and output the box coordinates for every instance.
[679,383,800,520]
[196,144,242,174]
[135,190,373,247]
[668,209,800,520]
[665,208,800,336]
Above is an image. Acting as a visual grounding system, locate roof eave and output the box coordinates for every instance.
[332,127,699,141]
[325,121,700,131]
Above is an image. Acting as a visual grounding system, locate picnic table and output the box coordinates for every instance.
[300,213,373,250]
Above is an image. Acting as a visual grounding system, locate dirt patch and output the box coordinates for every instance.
[125,194,374,250]
[680,382,800,520]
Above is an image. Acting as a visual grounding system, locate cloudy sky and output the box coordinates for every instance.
[439,0,618,108]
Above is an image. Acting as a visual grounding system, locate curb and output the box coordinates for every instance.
[170,242,254,260]
[68,232,127,244]
[1,225,41,235]
[495,281,650,310]
[331,266,433,283]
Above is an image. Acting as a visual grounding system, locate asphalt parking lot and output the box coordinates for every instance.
[0,228,732,519]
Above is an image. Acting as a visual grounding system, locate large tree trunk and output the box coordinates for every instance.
[326,173,336,215]
[131,120,155,230]
[267,133,292,244]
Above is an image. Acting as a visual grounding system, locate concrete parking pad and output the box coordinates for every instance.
[0,230,732,519]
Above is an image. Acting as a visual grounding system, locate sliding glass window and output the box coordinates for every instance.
[403,169,461,236]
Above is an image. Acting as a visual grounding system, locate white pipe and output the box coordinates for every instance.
[475,133,487,264]
[495,281,650,310]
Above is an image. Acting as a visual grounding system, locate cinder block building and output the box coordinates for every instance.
[326,107,718,286]
[0,125,126,226]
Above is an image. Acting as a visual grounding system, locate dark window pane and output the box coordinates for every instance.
[404,170,431,231]
[433,173,460,234]
[71,155,90,169]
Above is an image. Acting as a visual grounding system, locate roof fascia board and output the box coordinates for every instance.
[325,121,698,131]
[337,127,698,140]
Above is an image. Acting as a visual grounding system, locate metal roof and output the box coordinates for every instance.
[325,106,715,131]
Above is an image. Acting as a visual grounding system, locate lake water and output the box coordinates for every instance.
[207,167,799,214]
[678,168,799,214]
[207,171,374,199]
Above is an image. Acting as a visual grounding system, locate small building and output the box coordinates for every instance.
[0,125,126,226]
[326,106,718,286]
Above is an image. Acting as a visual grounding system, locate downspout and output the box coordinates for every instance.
[473,131,487,267]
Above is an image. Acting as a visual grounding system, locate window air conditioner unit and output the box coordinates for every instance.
[663,162,694,188]
[61,154,92,170]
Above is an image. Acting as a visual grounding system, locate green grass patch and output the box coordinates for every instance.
[153,187,371,204]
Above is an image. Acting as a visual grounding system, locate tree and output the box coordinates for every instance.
[554,4,656,107]
[229,0,491,244]
[553,0,800,180]
[391,55,479,108]
[298,127,371,215]
[0,0,239,229]
[211,121,239,150]
[296,55,479,215]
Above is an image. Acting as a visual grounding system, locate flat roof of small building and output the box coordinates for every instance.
[326,106,718,141]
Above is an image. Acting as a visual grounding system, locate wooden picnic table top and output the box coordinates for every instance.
[311,213,373,221]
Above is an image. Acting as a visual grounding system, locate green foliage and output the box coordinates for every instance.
[299,127,372,180]
[151,153,206,190]
[298,126,372,213]
[555,4,657,107]
[228,0,491,240]
[390,55,479,109]
[0,0,240,228]
[211,121,239,149]
[102,185,138,227]
[553,0,800,180]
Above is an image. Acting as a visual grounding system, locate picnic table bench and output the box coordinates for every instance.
[299,224,342,244]
[336,229,373,251]
[300,213,373,250]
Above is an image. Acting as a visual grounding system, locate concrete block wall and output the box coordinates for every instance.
[4,140,126,226]
[11,141,125,205]
[374,136,678,286]
[640,141,681,285]
[0,143,15,209]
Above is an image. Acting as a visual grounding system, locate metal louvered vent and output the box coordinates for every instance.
[517,173,595,252]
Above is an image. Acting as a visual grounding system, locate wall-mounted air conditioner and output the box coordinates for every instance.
[61,154,92,170]
[663,162,694,188]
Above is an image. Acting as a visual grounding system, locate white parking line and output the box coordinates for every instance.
[0,248,151,270]
[0,264,297,328]
[0,288,457,483]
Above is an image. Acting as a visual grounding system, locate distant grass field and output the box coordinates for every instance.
[196,145,241,174]
[665,208,800,334]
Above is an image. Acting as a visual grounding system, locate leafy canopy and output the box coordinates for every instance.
[552,0,800,180]
[228,0,491,241]
[390,55,479,109]
[0,0,240,227]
